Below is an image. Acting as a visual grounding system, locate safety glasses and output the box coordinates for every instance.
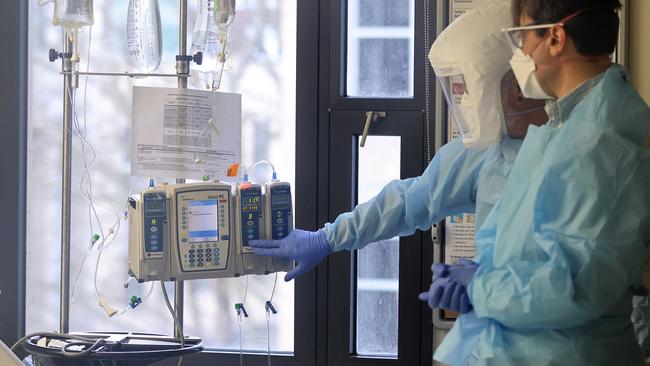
[501,7,605,49]
[501,23,560,49]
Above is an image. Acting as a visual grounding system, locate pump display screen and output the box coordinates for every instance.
[242,195,261,211]
[272,193,291,209]
[187,199,219,242]
[144,201,165,216]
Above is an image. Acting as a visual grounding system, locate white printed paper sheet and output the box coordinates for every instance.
[450,0,475,22]
[442,1,479,264]
[444,214,477,264]
[131,87,241,180]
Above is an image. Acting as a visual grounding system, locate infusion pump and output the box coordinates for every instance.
[128,182,293,282]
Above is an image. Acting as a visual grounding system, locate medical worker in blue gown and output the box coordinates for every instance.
[425,0,650,364]
[248,1,544,297]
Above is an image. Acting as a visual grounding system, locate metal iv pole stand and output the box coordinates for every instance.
[58,0,194,338]
[59,32,74,335]
[174,0,188,340]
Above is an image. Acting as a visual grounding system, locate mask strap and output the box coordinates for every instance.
[554,6,618,25]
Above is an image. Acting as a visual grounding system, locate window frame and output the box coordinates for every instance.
[15,0,316,364]
[328,0,426,111]
[0,0,28,350]
[314,0,437,365]
[325,112,433,366]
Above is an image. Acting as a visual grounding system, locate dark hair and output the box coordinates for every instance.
[511,0,622,56]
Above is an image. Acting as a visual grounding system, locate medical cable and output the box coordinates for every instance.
[73,27,122,252]
[212,32,229,91]
[248,160,277,181]
[238,314,243,366]
[11,332,99,353]
[265,273,279,366]
[74,28,118,245]
[70,233,99,307]
[61,338,107,357]
[144,280,155,300]
[240,164,248,182]
[124,175,148,219]
[70,28,103,306]
[160,281,184,366]
[265,308,272,366]
[242,276,249,308]
[94,236,128,317]
[67,29,125,313]
[69,96,123,316]
[128,175,149,197]
[236,276,249,366]
[11,331,195,360]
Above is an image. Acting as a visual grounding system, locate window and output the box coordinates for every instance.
[26,0,296,353]
[356,136,401,357]
[346,0,415,97]
[322,0,432,364]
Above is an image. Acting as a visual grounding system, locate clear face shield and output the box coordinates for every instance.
[437,70,473,139]
[500,70,548,138]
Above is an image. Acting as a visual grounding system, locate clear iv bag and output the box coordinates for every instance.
[191,0,222,89]
[191,0,237,90]
[127,0,163,72]
[38,0,94,34]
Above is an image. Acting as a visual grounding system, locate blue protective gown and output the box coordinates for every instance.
[436,65,650,365]
[322,137,522,252]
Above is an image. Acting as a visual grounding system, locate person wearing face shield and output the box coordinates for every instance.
[430,0,650,365]
[247,0,547,310]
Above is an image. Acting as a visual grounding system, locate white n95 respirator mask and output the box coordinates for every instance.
[509,48,553,100]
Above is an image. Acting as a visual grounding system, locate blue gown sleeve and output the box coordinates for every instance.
[469,131,650,329]
[323,138,489,252]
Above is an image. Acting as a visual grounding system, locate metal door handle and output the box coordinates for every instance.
[360,111,386,147]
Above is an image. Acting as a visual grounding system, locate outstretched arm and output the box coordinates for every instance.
[325,138,488,251]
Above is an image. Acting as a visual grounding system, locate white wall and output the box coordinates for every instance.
[629,0,650,104]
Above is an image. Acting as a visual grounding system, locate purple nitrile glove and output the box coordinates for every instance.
[447,258,479,288]
[248,229,333,282]
[419,277,472,314]
[418,259,478,314]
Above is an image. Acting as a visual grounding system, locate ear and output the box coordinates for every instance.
[547,25,566,56]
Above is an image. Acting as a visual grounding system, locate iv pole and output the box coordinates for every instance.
[55,0,199,337]
[59,31,73,335]
[174,0,188,340]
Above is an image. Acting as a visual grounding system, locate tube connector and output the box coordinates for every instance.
[265,301,277,315]
[235,303,249,318]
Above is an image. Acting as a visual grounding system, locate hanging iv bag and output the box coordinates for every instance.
[127,0,163,72]
[191,0,221,89]
[191,0,236,89]
[38,0,94,35]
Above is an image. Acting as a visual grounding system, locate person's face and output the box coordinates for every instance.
[501,70,548,138]
[519,14,547,55]
[518,13,559,98]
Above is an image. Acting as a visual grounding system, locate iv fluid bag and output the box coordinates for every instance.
[38,0,94,33]
[191,0,223,89]
[190,0,211,55]
[127,0,163,72]
[214,0,236,31]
